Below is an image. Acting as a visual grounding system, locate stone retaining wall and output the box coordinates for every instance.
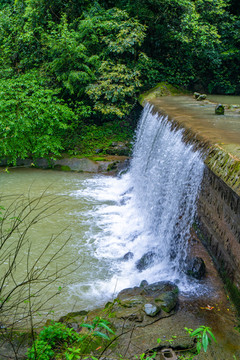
[197,167,240,293]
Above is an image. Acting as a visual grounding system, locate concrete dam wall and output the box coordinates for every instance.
[140,87,240,306]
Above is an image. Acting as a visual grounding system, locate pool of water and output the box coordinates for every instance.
[0,168,122,324]
[208,94,240,105]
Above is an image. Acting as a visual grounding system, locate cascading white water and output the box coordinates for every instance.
[69,104,205,307]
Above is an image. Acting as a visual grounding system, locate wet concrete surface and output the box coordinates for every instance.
[150,96,240,159]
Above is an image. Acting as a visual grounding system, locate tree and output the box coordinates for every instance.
[42,14,98,99]
[0,71,75,164]
[86,61,141,118]
[79,6,147,118]
[102,0,240,93]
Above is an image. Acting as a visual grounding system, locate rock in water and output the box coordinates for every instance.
[123,252,134,261]
[194,92,207,101]
[184,256,206,279]
[143,281,179,296]
[194,92,201,99]
[196,94,207,101]
[215,104,225,115]
[135,251,157,271]
[140,280,148,288]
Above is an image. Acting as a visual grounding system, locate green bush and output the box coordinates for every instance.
[27,317,114,360]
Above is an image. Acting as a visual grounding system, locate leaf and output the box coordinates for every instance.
[207,330,217,343]
[80,323,94,330]
[191,328,203,336]
[92,331,110,340]
[98,322,115,334]
[196,341,202,354]
[202,331,209,352]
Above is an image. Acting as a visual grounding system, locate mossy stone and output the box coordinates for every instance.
[215,104,225,115]
[155,291,178,313]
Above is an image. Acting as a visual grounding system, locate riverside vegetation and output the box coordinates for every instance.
[26,320,216,360]
[0,0,240,163]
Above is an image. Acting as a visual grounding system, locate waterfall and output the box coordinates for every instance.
[128,104,205,271]
[70,104,206,306]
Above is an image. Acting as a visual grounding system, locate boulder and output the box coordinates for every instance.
[95,148,103,154]
[143,281,179,297]
[184,256,206,280]
[117,159,131,175]
[122,252,134,261]
[136,251,157,271]
[120,296,145,308]
[117,286,143,300]
[155,291,178,313]
[140,280,148,288]
[144,303,160,317]
[194,92,207,101]
[194,92,201,99]
[117,281,179,304]
[215,103,225,115]
[196,94,207,101]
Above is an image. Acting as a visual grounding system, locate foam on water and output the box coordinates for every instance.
[69,104,205,307]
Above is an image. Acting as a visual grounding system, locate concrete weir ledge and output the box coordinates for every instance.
[140,86,240,309]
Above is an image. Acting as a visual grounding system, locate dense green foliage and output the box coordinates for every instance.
[0,0,239,162]
[0,71,75,162]
[27,318,114,360]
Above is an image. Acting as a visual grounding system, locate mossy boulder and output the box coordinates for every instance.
[122,251,134,261]
[155,291,178,313]
[215,103,225,115]
[184,256,206,280]
[135,251,157,271]
[194,92,207,101]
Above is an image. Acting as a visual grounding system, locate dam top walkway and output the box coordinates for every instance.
[149,95,240,160]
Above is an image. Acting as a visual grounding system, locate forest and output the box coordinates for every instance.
[0,0,239,162]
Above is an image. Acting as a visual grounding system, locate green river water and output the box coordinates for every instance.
[0,168,116,324]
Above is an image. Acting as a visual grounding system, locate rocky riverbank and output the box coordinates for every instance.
[1,228,240,359]
[56,235,240,360]
[0,141,131,175]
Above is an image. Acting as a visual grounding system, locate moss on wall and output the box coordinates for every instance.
[205,146,240,197]
[138,82,189,106]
